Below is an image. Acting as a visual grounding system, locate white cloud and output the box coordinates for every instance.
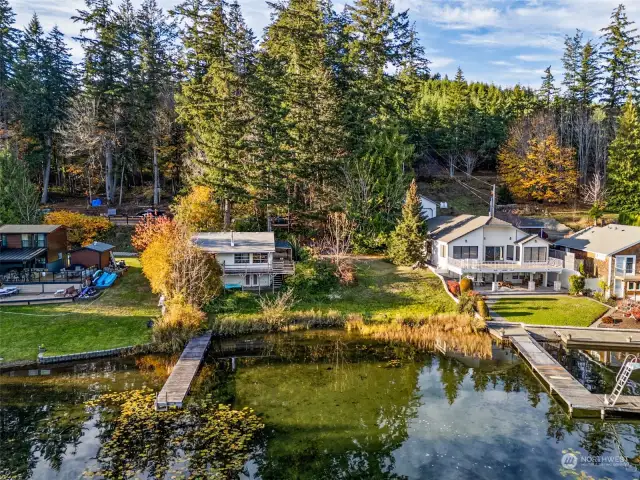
[490,60,514,66]
[429,56,455,69]
[516,54,558,62]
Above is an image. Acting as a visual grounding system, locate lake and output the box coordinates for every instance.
[2,330,640,479]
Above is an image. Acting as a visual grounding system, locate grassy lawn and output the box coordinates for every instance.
[491,296,609,326]
[0,258,157,363]
[214,258,456,323]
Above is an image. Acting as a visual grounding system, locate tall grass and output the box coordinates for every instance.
[346,313,492,358]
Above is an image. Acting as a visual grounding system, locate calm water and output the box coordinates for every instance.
[2,331,640,479]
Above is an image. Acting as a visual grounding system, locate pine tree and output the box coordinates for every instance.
[387,179,426,265]
[607,98,640,213]
[0,0,18,135]
[600,4,639,111]
[561,30,583,102]
[176,0,256,227]
[538,66,559,108]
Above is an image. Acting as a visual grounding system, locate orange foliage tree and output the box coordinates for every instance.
[132,215,178,252]
[44,211,113,247]
[498,113,578,204]
[172,185,222,232]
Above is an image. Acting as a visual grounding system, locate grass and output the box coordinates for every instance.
[491,296,609,326]
[0,258,157,363]
[211,258,457,329]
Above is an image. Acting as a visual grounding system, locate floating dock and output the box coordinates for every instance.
[155,332,212,411]
[488,322,640,418]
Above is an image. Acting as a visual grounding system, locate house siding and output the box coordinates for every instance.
[46,228,67,263]
[70,249,111,268]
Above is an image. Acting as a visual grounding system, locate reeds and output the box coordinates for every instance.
[346,313,492,358]
[211,309,345,337]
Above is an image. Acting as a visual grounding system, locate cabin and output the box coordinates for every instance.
[69,241,115,269]
[427,215,562,291]
[553,224,640,298]
[192,231,294,291]
[0,224,67,273]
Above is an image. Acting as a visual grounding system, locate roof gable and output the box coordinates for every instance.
[428,215,514,243]
[553,224,640,256]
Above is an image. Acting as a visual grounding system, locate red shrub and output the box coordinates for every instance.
[132,215,177,252]
[601,316,614,324]
[446,280,460,297]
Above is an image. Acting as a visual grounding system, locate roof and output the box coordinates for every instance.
[0,247,47,262]
[192,232,275,254]
[419,195,438,205]
[517,217,546,228]
[514,234,550,246]
[554,224,640,256]
[78,241,114,253]
[427,215,512,243]
[275,239,293,250]
[0,224,61,234]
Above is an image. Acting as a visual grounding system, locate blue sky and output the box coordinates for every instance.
[11,0,640,88]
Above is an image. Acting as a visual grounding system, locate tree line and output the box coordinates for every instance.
[1,0,640,248]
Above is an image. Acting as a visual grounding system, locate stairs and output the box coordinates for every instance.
[605,354,639,406]
[273,274,283,290]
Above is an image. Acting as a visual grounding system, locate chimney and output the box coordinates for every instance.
[230,231,234,247]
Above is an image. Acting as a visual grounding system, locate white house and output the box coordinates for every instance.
[192,231,294,291]
[418,195,438,219]
[427,214,563,289]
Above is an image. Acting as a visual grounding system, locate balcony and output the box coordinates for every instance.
[221,259,295,275]
[447,257,563,273]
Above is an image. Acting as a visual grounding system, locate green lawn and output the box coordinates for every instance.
[491,296,609,326]
[0,258,157,363]
[214,258,457,323]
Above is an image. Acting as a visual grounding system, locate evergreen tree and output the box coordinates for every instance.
[600,4,639,111]
[387,179,426,265]
[261,0,343,215]
[176,0,256,227]
[561,30,583,102]
[538,66,559,108]
[607,98,640,213]
[576,40,601,105]
[0,0,18,135]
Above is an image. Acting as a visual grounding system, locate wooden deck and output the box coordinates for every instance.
[488,323,640,417]
[155,332,212,411]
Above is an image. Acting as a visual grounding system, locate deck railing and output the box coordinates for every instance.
[221,259,295,275]
[447,257,563,271]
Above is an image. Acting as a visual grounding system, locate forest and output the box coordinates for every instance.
[1,0,640,250]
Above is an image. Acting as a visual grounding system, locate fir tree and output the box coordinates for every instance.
[387,179,426,265]
[600,4,639,111]
[576,40,601,105]
[561,30,583,102]
[0,0,18,134]
[538,66,559,108]
[607,98,640,213]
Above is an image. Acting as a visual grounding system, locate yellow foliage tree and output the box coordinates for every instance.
[172,186,223,231]
[498,130,577,204]
[44,210,113,247]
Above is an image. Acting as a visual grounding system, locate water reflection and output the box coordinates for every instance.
[2,333,640,479]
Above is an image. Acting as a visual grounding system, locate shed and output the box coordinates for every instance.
[69,241,115,269]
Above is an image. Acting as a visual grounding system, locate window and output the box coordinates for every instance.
[1,234,6,248]
[253,253,268,264]
[21,234,31,248]
[629,282,638,291]
[452,246,478,259]
[516,246,520,261]
[507,245,514,261]
[234,253,250,264]
[440,245,445,258]
[524,247,547,262]
[485,246,504,262]
[626,257,635,274]
[34,234,45,248]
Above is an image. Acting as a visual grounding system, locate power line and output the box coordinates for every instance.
[450,162,495,187]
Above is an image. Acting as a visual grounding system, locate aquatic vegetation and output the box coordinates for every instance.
[84,389,264,479]
[210,309,345,336]
[346,313,492,358]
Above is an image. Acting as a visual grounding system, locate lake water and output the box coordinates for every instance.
[2,331,640,479]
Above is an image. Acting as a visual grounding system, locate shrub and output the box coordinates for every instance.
[457,292,476,315]
[460,277,473,293]
[336,259,357,286]
[153,296,206,352]
[568,275,585,295]
[476,297,490,319]
[619,212,640,227]
[284,259,339,294]
[601,316,614,324]
[446,280,460,296]
[45,210,112,247]
[258,289,296,330]
[132,215,177,252]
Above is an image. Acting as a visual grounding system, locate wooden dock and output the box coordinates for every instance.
[488,323,640,417]
[155,332,212,411]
